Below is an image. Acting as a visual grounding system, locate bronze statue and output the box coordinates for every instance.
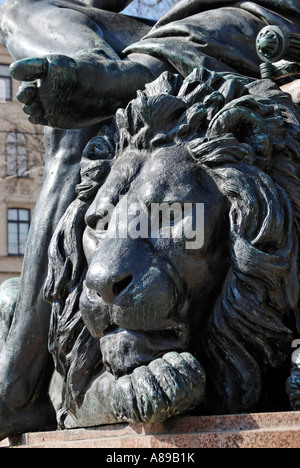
[44,69,300,427]
[0,0,300,439]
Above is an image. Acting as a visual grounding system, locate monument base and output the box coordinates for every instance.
[1,412,300,448]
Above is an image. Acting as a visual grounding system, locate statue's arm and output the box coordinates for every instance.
[10,49,174,129]
[0,0,171,129]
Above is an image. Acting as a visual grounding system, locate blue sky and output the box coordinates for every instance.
[0,1,170,18]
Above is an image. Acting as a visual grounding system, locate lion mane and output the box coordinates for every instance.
[44,67,300,424]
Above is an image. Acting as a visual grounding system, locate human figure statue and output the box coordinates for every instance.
[0,0,300,439]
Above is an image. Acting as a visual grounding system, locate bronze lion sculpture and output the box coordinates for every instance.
[32,68,300,428]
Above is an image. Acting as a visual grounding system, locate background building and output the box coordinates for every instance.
[0,44,44,284]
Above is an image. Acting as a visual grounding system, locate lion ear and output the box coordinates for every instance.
[208,107,271,158]
[206,96,284,169]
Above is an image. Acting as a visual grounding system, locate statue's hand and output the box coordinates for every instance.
[10,54,124,129]
[113,352,206,423]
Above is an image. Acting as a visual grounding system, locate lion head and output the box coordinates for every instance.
[45,67,300,428]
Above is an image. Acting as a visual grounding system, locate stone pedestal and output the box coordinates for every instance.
[1,412,300,448]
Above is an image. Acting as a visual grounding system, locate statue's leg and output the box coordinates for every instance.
[0,277,58,436]
[0,126,100,439]
[0,0,151,60]
[0,0,110,57]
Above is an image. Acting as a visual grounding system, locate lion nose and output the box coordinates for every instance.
[112,274,133,297]
[86,267,133,303]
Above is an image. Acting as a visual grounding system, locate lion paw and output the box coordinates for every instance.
[114,351,206,423]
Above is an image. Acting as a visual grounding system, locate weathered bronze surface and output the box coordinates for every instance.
[0,0,300,439]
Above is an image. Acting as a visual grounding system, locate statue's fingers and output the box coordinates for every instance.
[16,82,37,105]
[23,102,44,119]
[9,57,48,82]
[22,101,48,126]
[28,115,48,126]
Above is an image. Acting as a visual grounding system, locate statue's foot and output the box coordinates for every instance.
[0,397,57,441]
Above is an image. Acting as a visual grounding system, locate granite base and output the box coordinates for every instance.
[1,412,300,448]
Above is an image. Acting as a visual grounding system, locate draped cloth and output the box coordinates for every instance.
[123,0,300,77]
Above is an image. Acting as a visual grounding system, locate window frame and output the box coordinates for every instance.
[7,208,31,257]
[6,130,29,178]
[0,64,12,102]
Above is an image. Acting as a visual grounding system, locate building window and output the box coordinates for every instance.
[0,64,12,101]
[6,131,28,177]
[7,208,30,256]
